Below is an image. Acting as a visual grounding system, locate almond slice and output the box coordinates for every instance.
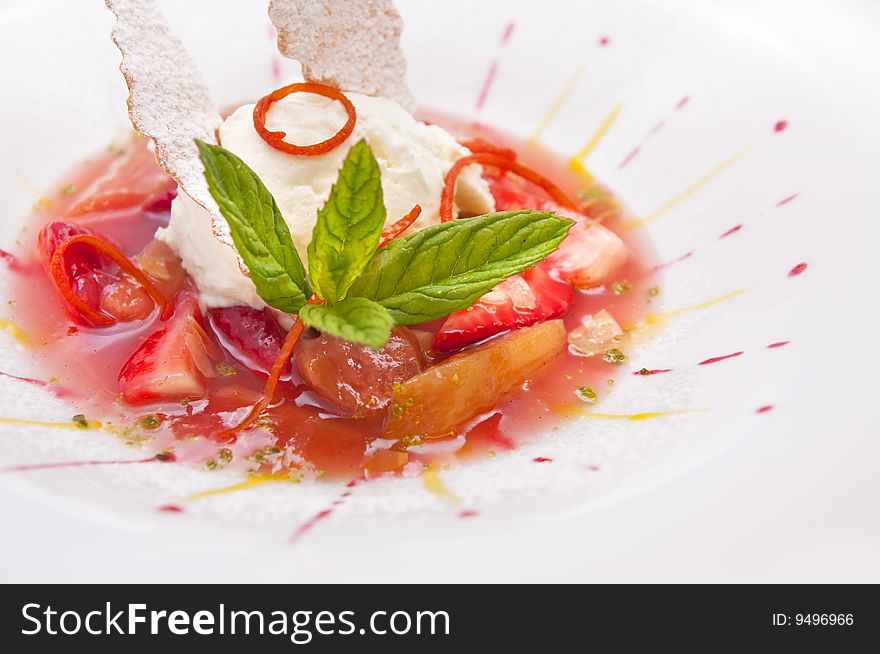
[268,0,414,109]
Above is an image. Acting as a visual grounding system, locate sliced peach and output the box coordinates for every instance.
[384,320,566,441]
[295,327,425,415]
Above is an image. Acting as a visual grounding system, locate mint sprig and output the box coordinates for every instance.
[197,139,574,349]
[196,140,309,313]
[347,211,573,325]
[307,140,386,304]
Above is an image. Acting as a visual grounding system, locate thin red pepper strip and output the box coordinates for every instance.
[50,234,171,325]
[253,82,356,156]
[224,296,322,436]
[227,206,423,436]
[460,137,517,160]
[378,205,421,248]
[440,153,580,222]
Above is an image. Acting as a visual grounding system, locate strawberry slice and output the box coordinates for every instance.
[118,300,215,405]
[39,221,158,325]
[207,306,288,376]
[433,265,573,352]
[65,140,176,217]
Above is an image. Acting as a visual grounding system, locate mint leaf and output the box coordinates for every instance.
[299,297,394,349]
[307,140,387,304]
[196,140,309,313]
[348,211,574,325]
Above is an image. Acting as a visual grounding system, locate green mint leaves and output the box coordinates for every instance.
[307,140,387,304]
[196,140,310,313]
[197,138,574,350]
[347,211,574,325]
[299,297,394,350]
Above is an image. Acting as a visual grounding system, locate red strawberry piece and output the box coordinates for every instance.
[433,265,573,352]
[207,306,288,376]
[118,300,215,405]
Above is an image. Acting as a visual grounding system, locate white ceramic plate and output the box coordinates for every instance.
[0,0,878,582]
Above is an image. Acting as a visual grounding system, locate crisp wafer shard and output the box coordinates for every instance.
[105,0,235,255]
[268,0,414,109]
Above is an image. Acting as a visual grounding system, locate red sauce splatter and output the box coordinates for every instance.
[458,509,478,519]
[776,193,798,207]
[633,368,673,376]
[0,249,17,266]
[290,480,360,543]
[652,251,693,271]
[500,21,516,45]
[675,96,690,110]
[756,405,774,414]
[533,457,553,463]
[0,371,47,388]
[788,262,808,277]
[271,59,281,83]
[598,36,610,46]
[774,120,788,132]
[618,146,640,170]
[766,341,790,349]
[697,351,744,366]
[588,465,600,472]
[719,224,742,239]
[0,456,157,474]
[475,61,498,110]
[158,504,184,513]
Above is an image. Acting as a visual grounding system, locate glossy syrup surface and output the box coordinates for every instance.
[5,121,660,482]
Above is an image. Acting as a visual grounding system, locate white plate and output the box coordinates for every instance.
[0,0,878,582]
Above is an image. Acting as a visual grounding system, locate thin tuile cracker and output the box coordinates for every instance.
[105,0,240,262]
[268,0,414,110]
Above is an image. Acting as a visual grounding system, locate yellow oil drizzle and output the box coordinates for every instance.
[568,102,623,182]
[0,318,30,347]
[628,146,752,229]
[528,64,586,146]
[581,409,709,421]
[644,288,747,330]
[422,465,461,506]
[12,169,50,210]
[182,472,292,502]
[0,416,102,431]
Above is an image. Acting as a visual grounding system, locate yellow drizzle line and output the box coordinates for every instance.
[528,64,586,146]
[629,146,752,229]
[183,472,292,502]
[568,102,623,182]
[0,318,29,347]
[646,288,747,327]
[582,409,709,421]
[12,169,50,209]
[0,416,102,431]
[422,466,460,506]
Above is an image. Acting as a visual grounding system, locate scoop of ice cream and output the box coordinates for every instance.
[158,90,494,309]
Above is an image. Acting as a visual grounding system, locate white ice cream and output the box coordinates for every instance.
[158,91,495,309]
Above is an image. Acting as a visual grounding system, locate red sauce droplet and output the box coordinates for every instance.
[632,368,673,376]
[776,193,798,207]
[458,509,478,519]
[598,36,610,46]
[158,505,184,513]
[697,351,744,366]
[0,370,47,388]
[500,21,516,45]
[774,120,788,132]
[788,262,808,277]
[0,249,17,266]
[675,96,690,110]
[766,341,790,349]
[533,457,553,463]
[588,465,600,472]
[719,224,742,239]
[756,405,774,414]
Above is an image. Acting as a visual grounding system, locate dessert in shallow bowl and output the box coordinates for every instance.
[0,0,876,581]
